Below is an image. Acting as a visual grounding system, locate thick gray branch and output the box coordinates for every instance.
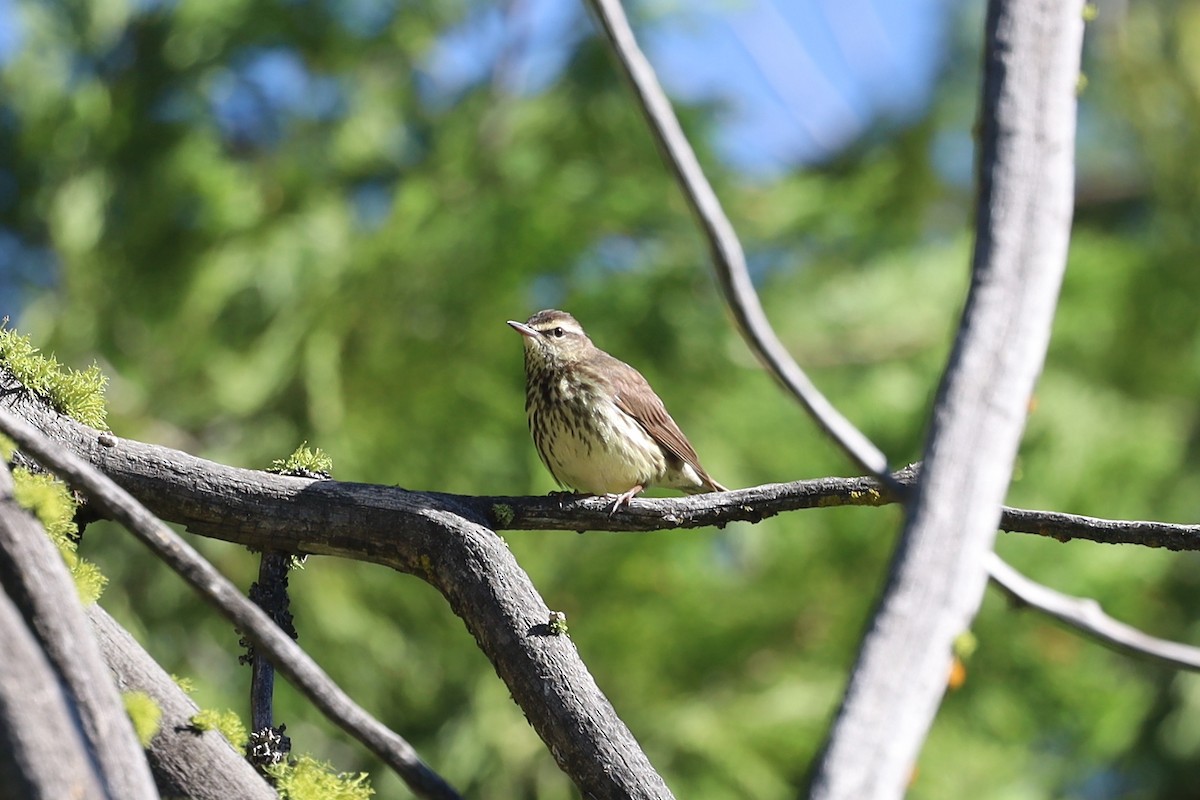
[0,578,107,800]
[808,0,1086,797]
[0,461,159,800]
[87,605,277,800]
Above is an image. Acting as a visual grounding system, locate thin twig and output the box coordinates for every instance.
[985,553,1200,670]
[246,551,294,771]
[0,408,463,800]
[581,0,896,487]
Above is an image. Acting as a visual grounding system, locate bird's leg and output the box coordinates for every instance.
[608,485,644,515]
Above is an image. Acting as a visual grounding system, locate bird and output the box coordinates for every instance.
[507,309,726,511]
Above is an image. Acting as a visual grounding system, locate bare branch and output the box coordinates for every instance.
[87,605,277,800]
[0,583,108,799]
[0,406,463,800]
[985,553,1200,671]
[0,460,159,799]
[997,506,1200,550]
[581,0,895,485]
[0,487,112,800]
[809,0,1086,795]
[246,551,295,771]
[11,368,1200,551]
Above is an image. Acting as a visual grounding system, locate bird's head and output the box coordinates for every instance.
[507,309,594,368]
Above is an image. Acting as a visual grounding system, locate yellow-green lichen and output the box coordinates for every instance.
[11,468,107,604]
[122,690,163,747]
[492,503,515,526]
[171,674,197,695]
[190,708,249,750]
[270,442,333,476]
[0,324,108,430]
[267,755,374,800]
[547,610,569,636]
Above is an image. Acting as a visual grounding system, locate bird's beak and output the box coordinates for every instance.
[507,320,538,339]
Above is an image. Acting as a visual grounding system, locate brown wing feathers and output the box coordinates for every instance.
[608,356,725,492]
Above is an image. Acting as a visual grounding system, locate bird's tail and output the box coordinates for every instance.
[683,474,727,494]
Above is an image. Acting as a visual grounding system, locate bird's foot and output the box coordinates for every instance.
[607,485,644,515]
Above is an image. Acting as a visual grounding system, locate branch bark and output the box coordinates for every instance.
[0,574,107,800]
[87,605,278,800]
[0,388,673,800]
[0,459,159,800]
[808,0,1086,796]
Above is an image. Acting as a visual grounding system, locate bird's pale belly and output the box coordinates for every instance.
[530,397,704,495]
[544,401,662,494]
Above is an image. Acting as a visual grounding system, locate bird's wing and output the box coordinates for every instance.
[608,356,723,491]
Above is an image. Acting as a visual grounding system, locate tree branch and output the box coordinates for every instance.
[809,0,1086,795]
[997,506,1200,550]
[985,553,1200,671]
[0,459,159,799]
[0,579,108,800]
[0,386,674,800]
[87,605,278,800]
[246,551,295,770]
[0,405,463,800]
[6,367,1199,797]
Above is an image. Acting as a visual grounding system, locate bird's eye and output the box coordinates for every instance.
[552,327,565,338]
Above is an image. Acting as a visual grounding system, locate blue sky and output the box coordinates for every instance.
[0,0,950,174]
[0,0,952,317]
[422,0,950,176]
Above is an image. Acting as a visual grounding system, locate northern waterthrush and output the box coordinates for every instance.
[508,309,726,510]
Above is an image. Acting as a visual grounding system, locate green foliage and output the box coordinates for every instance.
[190,708,249,751]
[11,468,107,604]
[5,0,1200,797]
[0,326,108,430]
[267,755,374,800]
[122,690,163,747]
[271,442,334,476]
